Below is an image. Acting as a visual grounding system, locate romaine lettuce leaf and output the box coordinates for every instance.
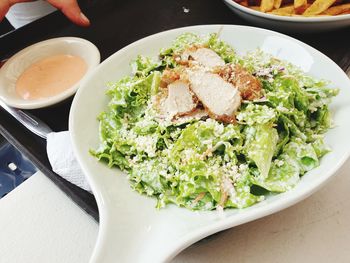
[244,123,279,179]
[251,157,300,192]
[131,55,162,77]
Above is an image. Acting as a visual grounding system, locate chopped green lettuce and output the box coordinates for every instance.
[244,123,279,179]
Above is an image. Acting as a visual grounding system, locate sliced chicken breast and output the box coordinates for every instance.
[162,80,197,118]
[173,108,208,124]
[181,47,225,68]
[217,64,262,100]
[160,68,180,88]
[187,70,241,122]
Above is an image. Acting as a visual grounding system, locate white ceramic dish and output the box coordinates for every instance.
[0,37,100,109]
[223,0,350,32]
[69,25,350,263]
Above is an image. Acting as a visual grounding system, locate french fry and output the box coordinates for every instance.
[291,13,332,16]
[322,3,350,15]
[303,0,337,15]
[268,4,295,14]
[233,0,350,17]
[241,0,249,6]
[296,3,311,13]
[274,0,283,9]
[249,5,262,10]
[294,0,308,14]
[260,0,275,12]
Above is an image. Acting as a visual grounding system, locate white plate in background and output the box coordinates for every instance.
[223,0,350,32]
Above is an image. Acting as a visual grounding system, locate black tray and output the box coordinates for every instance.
[1,0,350,222]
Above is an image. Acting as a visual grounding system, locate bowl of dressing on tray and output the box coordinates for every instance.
[0,37,100,109]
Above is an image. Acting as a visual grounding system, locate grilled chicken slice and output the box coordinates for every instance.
[217,64,262,100]
[160,68,181,88]
[161,80,197,118]
[181,47,225,68]
[187,70,241,123]
[173,108,208,124]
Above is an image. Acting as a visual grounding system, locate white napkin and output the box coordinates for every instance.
[6,1,56,29]
[46,131,91,192]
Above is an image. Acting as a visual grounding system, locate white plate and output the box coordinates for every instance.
[69,25,350,263]
[0,37,100,109]
[223,0,350,32]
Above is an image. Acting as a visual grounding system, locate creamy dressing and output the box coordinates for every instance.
[16,54,87,100]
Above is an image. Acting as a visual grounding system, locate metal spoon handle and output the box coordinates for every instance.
[0,100,52,139]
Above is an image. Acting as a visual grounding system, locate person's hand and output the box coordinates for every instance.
[46,0,90,26]
[0,0,90,26]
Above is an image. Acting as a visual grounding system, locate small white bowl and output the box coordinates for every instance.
[223,0,350,32]
[0,37,100,109]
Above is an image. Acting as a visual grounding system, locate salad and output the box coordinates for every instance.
[92,33,338,211]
